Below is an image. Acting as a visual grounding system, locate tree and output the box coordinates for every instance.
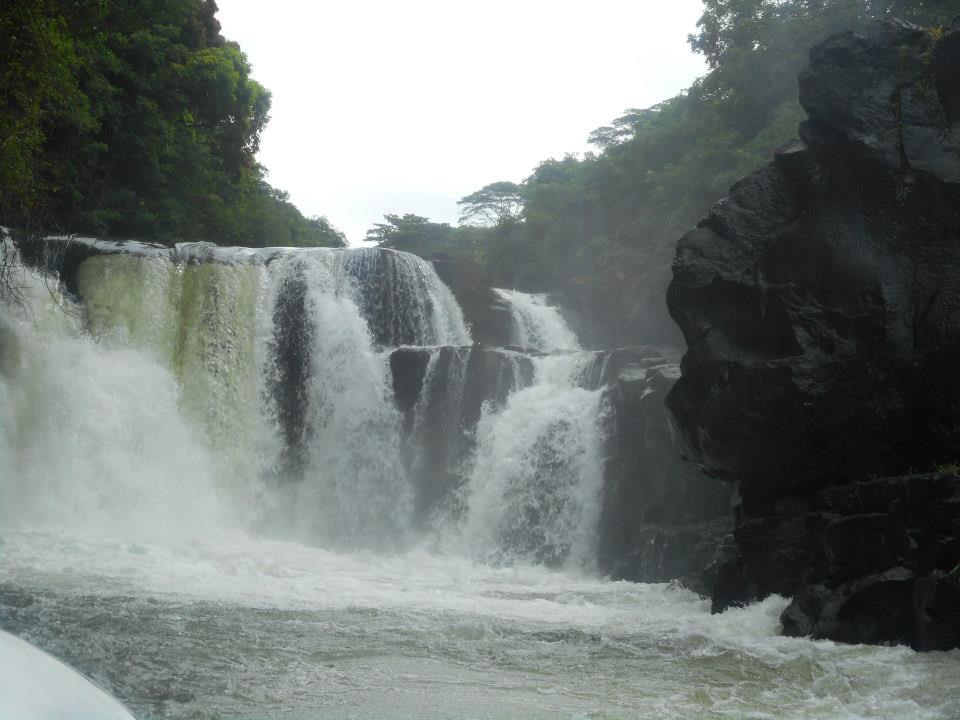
[366,214,457,255]
[0,0,94,235]
[0,0,344,248]
[457,181,524,226]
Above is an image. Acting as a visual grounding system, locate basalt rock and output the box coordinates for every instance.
[667,20,960,648]
[589,347,733,585]
[389,345,534,522]
[431,255,512,346]
[774,472,960,650]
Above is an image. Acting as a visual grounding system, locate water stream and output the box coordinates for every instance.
[0,240,957,719]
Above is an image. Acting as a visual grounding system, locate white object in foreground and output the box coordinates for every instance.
[0,629,136,719]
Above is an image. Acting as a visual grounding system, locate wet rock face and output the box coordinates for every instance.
[590,347,733,586]
[776,473,960,650]
[431,256,512,346]
[666,20,960,648]
[668,20,960,497]
[389,345,535,523]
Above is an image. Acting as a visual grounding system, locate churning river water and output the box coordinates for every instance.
[0,239,958,719]
[3,531,959,720]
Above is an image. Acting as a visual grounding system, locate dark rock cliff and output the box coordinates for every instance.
[667,20,960,648]
[587,347,733,588]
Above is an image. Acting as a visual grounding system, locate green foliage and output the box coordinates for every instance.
[934,460,960,475]
[458,181,524,226]
[0,0,343,247]
[391,0,960,308]
[366,214,465,256]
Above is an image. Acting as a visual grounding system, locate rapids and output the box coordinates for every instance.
[0,238,957,719]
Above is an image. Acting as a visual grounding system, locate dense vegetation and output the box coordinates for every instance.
[370,0,960,341]
[0,0,344,247]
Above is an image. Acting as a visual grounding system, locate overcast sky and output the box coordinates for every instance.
[215,1,707,245]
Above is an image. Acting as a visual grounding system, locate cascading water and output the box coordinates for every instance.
[1,235,956,720]
[263,251,412,548]
[455,352,609,568]
[0,255,227,540]
[330,248,471,347]
[493,287,580,351]
[0,239,465,546]
[402,345,533,524]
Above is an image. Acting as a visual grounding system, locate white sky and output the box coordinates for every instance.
[215,1,707,245]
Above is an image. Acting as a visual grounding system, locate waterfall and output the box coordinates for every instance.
[0,239,472,548]
[401,345,533,524]
[493,288,580,351]
[329,248,471,347]
[263,251,412,548]
[0,235,610,565]
[0,258,226,540]
[455,352,609,568]
[77,250,273,504]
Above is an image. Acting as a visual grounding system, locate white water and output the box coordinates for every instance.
[266,252,412,548]
[0,243,958,719]
[494,288,580,351]
[331,247,471,346]
[1,531,957,720]
[456,353,608,568]
[0,259,228,541]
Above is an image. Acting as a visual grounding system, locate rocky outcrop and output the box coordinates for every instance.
[777,473,960,651]
[589,347,733,588]
[389,345,534,522]
[431,255,512,346]
[666,20,960,648]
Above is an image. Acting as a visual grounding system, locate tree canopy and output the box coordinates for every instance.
[457,182,524,227]
[0,0,344,247]
[373,0,960,319]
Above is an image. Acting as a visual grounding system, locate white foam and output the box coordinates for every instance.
[0,268,226,541]
[493,288,580,350]
[455,353,608,567]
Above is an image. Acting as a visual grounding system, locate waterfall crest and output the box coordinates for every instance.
[329,248,471,347]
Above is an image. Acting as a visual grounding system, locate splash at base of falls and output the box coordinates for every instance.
[2,530,957,720]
